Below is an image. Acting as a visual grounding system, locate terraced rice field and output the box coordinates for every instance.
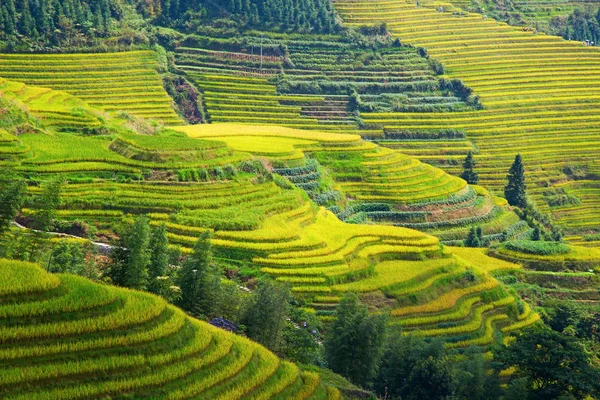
[0,78,102,130]
[467,0,599,27]
[176,47,334,130]
[489,241,600,312]
[0,51,182,125]
[0,258,340,399]
[175,34,467,133]
[333,0,600,240]
[11,129,248,175]
[11,121,538,346]
[546,181,600,233]
[178,124,521,241]
[22,178,535,348]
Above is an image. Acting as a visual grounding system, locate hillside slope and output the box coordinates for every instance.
[178,123,522,243]
[333,0,600,242]
[3,112,538,347]
[0,258,341,399]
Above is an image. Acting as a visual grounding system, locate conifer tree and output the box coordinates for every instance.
[148,223,169,295]
[464,226,482,247]
[460,151,479,184]
[177,231,212,315]
[505,154,527,208]
[532,226,542,241]
[123,215,151,290]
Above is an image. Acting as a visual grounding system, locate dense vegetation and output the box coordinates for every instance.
[550,7,600,43]
[0,0,339,51]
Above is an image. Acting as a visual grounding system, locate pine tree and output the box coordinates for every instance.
[2,6,16,35]
[532,226,541,241]
[464,226,481,247]
[123,215,151,290]
[505,154,527,208]
[460,151,479,184]
[148,223,169,295]
[18,0,35,37]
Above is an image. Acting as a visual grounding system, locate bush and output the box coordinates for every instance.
[383,128,465,140]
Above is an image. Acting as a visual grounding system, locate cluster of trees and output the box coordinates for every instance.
[497,304,600,400]
[0,0,128,50]
[0,0,338,50]
[0,173,66,236]
[460,151,526,208]
[324,294,499,399]
[465,226,484,247]
[134,0,339,32]
[460,154,563,244]
[459,152,526,207]
[550,7,600,44]
[324,294,600,400]
[440,78,483,109]
[222,0,338,33]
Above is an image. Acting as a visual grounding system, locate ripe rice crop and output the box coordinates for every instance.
[0,259,337,398]
[0,52,182,125]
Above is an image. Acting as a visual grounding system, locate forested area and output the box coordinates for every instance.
[550,7,600,43]
[0,0,338,51]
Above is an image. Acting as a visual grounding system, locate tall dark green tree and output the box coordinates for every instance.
[123,215,151,290]
[504,154,527,208]
[177,231,212,316]
[148,223,169,295]
[531,226,542,241]
[325,293,388,387]
[0,173,27,236]
[108,216,151,289]
[34,177,64,231]
[460,150,479,184]
[242,279,290,352]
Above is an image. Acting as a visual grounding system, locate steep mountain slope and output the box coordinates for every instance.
[2,104,538,347]
[333,0,600,242]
